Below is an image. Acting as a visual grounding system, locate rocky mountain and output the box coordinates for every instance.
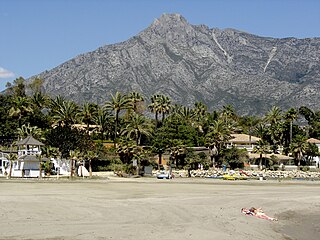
[31,13,320,115]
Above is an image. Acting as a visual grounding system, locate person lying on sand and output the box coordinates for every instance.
[241,207,278,221]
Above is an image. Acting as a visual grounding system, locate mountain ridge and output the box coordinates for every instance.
[30,13,320,115]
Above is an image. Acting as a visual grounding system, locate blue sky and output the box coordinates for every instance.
[0,0,319,91]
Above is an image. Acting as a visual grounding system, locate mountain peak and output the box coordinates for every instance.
[152,13,189,27]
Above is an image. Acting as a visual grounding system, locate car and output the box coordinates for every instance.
[156,171,171,179]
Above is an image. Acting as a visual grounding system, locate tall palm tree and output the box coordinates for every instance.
[148,94,161,126]
[122,113,153,145]
[239,116,260,143]
[78,102,98,132]
[104,92,133,147]
[93,108,113,141]
[6,153,18,179]
[85,150,98,178]
[284,108,297,145]
[194,102,208,130]
[31,91,48,110]
[128,92,144,114]
[177,106,196,124]
[69,150,81,178]
[265,106,282,125]
[253,140,270,170]
[205,118,232,167]
[265,106,283,152]
[290,136,308,166]
[50,97,79,127]
[157,95,171,122]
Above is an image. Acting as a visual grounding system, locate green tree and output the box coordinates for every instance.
[221,147,248,170]
[104,92,133,147]
[78,102,98,132]
[9,96,33,128]
[205,118,232,167]
[289,136,308,166]
[85,150,98,178]
[93,108,113,141]
[16,123,43,140]
[128,92,144,114]
[49,97,79,127]
[122,113,153,145]
[284,108,298,145]
[253,140,270,170]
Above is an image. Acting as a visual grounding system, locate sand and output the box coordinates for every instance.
[0,178,319,240]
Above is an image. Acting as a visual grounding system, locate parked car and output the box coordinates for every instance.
[156,170,171,179]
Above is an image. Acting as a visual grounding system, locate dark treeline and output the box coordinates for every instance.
[1,77,319,173]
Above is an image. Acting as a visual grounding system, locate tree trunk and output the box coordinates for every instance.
[290,121,293,144]
[259,154,263,170]
[158,153,162,169]
[89,159,92,178]
[70,159,74,178]
[155,112,158,128]
[7,160,13,179]
[114,111,119,147]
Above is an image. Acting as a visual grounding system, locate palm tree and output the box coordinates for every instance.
[265,106,282,125]
[221,105,237,123]
[17,123,43,140]
[265,106,283,152]
[9,96,33,127]
[239,116,260,143]
[177,106,196,124]
[128,92,144,114]
[194,102,208,130]
[148,95,160,127]
[122,113,153,145]
[31,91,48,110]
[253,140,270,170]
[85,150,98,178]
[50,97,79,127]
[104,92,133,147]
[290,136,308,166]
[93,108,113,141]
[78,102,98,133]
[6,153,18,179]
[284,108,297,145]
[69,150,81,178]
[205,118,232,167]
[157,95,171,122]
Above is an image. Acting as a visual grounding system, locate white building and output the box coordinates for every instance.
[306,138,320,167]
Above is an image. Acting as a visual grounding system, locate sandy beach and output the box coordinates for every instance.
[0,178,319,240]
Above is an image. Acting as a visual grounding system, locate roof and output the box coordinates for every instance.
[248,153,293,160]
[229,134,261,143]
[306,138,320,144]
[16,135,44,146]
[18,155,49,161]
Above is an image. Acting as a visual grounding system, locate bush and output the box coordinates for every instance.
[300,166,310,172]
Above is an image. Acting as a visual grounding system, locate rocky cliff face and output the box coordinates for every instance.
[31,13,320,115]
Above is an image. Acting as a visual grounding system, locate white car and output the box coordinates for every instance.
[156,171,171,179]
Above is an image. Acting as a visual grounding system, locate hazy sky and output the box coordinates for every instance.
[1,0,319,91]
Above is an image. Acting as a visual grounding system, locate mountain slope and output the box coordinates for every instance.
[31,13,320,115]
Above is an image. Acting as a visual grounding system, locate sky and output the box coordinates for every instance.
[0,0,320,91]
